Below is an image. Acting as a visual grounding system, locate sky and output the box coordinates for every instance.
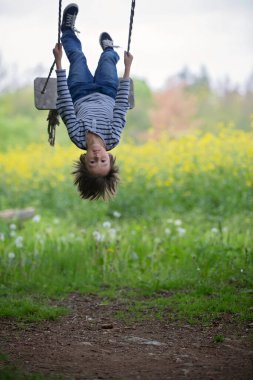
[0,0,252,90]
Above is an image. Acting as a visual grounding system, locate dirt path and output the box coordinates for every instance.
[1,294,253,379]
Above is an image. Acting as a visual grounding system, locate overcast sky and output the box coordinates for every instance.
[0,0,252,90]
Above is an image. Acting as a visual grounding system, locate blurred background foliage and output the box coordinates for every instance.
[0,58,253,151]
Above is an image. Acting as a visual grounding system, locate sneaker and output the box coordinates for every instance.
[61,3,79,32]
[99,32,120,50]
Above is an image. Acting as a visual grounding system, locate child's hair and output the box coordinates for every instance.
[73,154,120,200]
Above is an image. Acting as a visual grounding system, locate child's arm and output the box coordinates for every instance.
[53,44,84,148]
[111,51,133,142]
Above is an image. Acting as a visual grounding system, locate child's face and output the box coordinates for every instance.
[84,146,111,176]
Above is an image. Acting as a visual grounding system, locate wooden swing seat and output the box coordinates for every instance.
[34,77,135,111]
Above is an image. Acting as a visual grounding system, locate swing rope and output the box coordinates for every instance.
[42,0,135,146]
[127,0,136,53]
[43,0,62,146]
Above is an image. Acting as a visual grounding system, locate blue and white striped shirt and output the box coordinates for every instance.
[56,69,130,150]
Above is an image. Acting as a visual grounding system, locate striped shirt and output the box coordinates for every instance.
[56,69,130,150]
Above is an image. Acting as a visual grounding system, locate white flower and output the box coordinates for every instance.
[9,223,16,230]
[108,228,117,239]
[9,230,16,237]
[93,231,105,242]
[14,236,24,248]
[165,228,171,235]
[177,227,186,236]
[131,251,138,260]
[103,221,111,228]
[211,227,218,233]
[174,219,182,226]
[32,215,41,223]
[112,211,121,218]
[240,269,244,273]
[0,233,5,241]
[8,252,15,259]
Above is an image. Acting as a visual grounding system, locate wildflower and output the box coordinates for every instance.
[93,231,105,242]
[14,236,24,248]
[177,227,186,236]
[8,252,15,260]
[108,228,117,239]
[167,218,173,224]
[0,233,5,241]
[9,223,16,230]
[112,211,121,218]
[131,251,138,260]
[103,221,111,228]
[240,269,244,273]
[32,215,41,223]
[174,219,182,226]
[211,227,218,233]
[165,228,171,235]
[9,230,16,237]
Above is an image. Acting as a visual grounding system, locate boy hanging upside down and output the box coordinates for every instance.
[53,3,133,200]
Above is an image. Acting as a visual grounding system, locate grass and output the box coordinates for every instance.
[0,128,253,324]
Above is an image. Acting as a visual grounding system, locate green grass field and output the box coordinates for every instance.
[0,124,253,325]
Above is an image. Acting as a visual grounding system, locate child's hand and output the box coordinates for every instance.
[124,51,133,69]
[53,43,62,69]
[123,51,133,79]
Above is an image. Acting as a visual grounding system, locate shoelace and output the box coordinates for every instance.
[102,39,120,49]
[65,13,80,33]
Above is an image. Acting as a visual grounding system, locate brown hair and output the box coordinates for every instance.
[72,154,120,200]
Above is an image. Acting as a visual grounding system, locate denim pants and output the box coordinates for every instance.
[61,30,120,103]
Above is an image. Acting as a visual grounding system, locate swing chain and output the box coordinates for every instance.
[127,0,136,53]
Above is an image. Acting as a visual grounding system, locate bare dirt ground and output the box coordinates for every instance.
[0,293,253,380]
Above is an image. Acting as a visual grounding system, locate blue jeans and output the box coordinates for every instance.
[61,30,120,102]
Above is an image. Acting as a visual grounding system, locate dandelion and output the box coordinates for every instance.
[108,228,117,239]
[211,227,218,233]
[174,219,182,226]
[165,228,171,235]
[177,227,186,236]
[32,215,41,223]
[103,221,111,228]
[8,252,15,260]
[0,233,5,241]
[93,231,105,242]
[14,236,24,248]
[131,251,138,260]
[9,230,16,237]
[112,211,121,218]
[9,223,16,230]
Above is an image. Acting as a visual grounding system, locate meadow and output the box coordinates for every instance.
[0,119,253,324]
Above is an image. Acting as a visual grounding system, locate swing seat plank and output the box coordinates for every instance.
[34,77,135,111]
